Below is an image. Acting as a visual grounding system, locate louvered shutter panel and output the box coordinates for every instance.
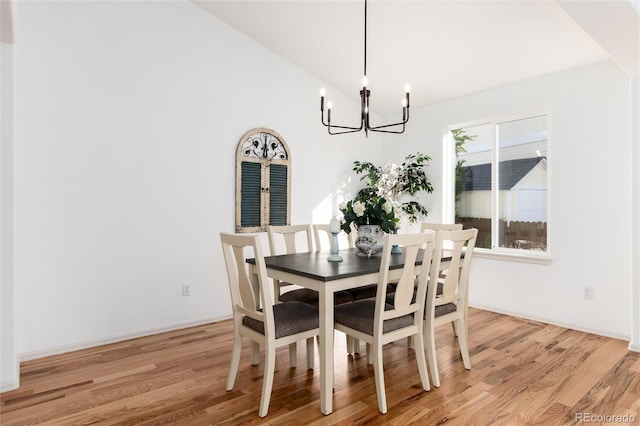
[240,161,262,228]
[269,164,288,226]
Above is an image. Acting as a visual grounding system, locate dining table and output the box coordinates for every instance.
[247,247,450,415]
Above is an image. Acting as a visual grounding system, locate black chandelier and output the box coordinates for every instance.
[320,0,410,136]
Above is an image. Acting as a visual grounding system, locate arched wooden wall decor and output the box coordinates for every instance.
[235,128,291,232]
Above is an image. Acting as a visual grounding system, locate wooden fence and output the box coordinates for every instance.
[458,217,547,250]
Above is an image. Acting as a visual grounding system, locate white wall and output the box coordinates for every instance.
[1,38,17,391]
[631,74,639,351]
[12,0,382,361]
[390,61,633,339]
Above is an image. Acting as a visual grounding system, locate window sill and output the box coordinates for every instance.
[472,248,552,265]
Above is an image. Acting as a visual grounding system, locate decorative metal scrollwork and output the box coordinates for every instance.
[241,131,288,160]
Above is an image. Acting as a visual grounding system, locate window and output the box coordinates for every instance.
[235,128,291,232]
[452,113,548,253]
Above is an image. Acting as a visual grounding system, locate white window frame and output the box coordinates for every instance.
[445,109,552,264]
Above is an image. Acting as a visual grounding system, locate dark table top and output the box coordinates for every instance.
[247,248,429,282]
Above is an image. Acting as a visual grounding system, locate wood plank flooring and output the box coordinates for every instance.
[1,308,639,425]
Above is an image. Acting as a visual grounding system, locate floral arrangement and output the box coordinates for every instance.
[340,152,433,234]
[339,197,399,234]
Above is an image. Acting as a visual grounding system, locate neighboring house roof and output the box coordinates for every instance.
[460,157,545,191]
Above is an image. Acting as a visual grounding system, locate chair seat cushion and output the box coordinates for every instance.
[348,283,396,301]
[279,288,318,304]
[334,300,414,336]
[386,281,443,305]
[243,301,319,339]
[434,302,457,317]
[348,284,377,301]
[279,288,354,306]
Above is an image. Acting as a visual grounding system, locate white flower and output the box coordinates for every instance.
[382,162,398,176]
[383,201,393,214]
[352,201,366,217]
[338,202,346,211]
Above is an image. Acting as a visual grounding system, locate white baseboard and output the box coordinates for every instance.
[470,304,631,343]
[1,378,19,393]
[19,315,231,363]
[14,308,636,373]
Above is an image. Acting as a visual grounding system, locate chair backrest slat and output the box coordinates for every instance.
[312,224,333,252]
[221,232,274,332]
[268,224,314,255]
[233,244,258,311]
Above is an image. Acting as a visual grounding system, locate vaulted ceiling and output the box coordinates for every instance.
[194,0,639,115]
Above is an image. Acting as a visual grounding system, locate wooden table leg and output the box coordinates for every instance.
[319,285,334,415]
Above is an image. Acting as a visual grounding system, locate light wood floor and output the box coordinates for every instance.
[1,308,639,425]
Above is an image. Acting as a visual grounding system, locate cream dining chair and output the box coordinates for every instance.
[269,224,353,306]
[423,228,478,387]
[334,232,437,414]
[267,224,314,301]
[220,232,319,417]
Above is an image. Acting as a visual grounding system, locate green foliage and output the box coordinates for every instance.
[452,129,475,222]
[350,152,434,225]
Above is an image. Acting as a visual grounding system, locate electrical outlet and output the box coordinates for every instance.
[182,284,191,297]
[583,287,594,300]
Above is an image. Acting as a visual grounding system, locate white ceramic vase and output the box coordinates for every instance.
[355,224,384,257]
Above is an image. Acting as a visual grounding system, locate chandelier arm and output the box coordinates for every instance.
[368,126,406,134]
[320,111,328,127]
[367,105,409,131]
[329,127,365,135]
[328,124,364,131]
[367,116,409,130]
[368,122,407,130]
[321,110,363,131]
[321,112,364,131]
